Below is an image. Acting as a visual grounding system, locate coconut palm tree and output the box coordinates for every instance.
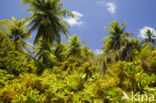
[81,46,92,61]
[34,40,56,67]
[52,43,68,62]
[103,20,131,51]
[120,39,141,61]
[68,34,82,59]
[21,0,74,45]
[143,29,156,47]
[0,17,32,54]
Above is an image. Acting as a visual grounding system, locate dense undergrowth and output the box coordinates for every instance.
[0,42,156,103]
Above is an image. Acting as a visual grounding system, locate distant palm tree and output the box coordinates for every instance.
[21,0,74,45]
[68,34,82,59]
[143,29,156,47]
[81,46,92,61]
[120,39,141,61]
[34,40,56,67]
[0,17,32,54]
[103,20,131,51]
[53,43,68,62]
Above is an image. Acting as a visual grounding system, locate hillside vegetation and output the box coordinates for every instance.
[0,0,156,103]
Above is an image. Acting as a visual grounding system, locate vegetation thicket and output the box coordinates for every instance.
[0,0,156,103]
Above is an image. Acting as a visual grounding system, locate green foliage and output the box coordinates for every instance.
[35,40,57,68]
[142,29,156,47]
[21,0,73,45]
[0,0,156,102]
[68,34,82,59]
[52,43,68,62]
[13,90,41,103]
[103,20,132,51]
[0,17,32,54]
[0,50,37,76]
[0,70,14,88]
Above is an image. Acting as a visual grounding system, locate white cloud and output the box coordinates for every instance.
[139,26,156,39]
[97,0,117,15]
[106,2,117,14]
[64,11,85,27]
[93,49,103,55]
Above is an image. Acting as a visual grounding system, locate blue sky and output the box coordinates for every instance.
[1,0,156,51]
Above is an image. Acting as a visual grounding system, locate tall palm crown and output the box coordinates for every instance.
[0,17,32,53]
[68,35,81,58]
[143,29,156,46]
[53,43,67,62]
[103,20,131,51]
[21,0,74,45]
